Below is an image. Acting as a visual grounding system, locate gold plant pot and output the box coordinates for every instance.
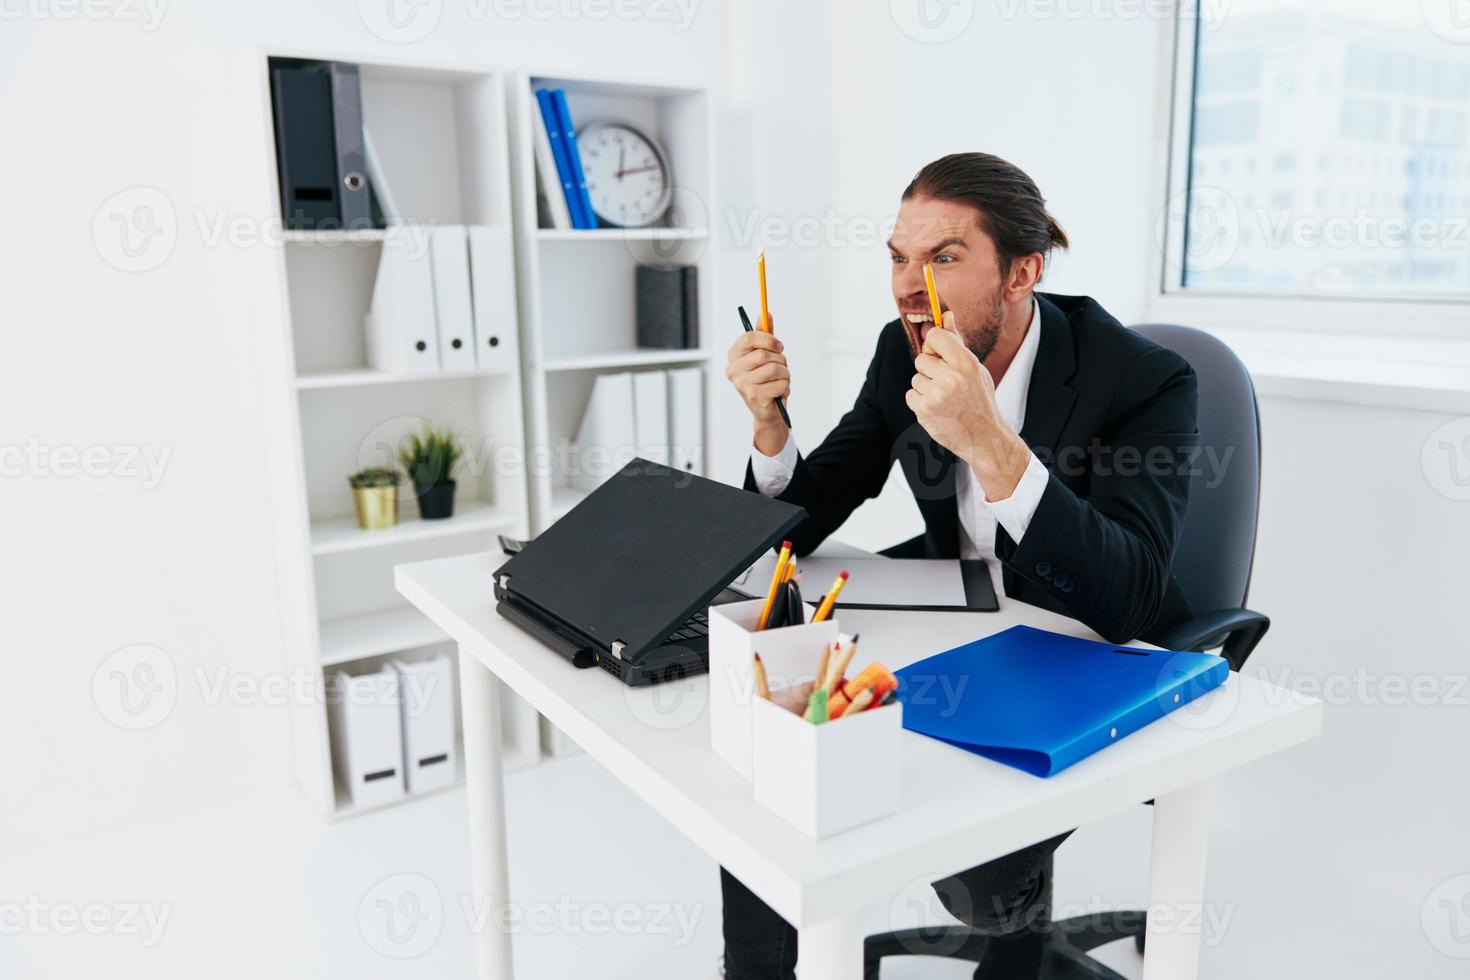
[352,485,399,530]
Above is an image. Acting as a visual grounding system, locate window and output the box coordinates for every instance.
[1166,0,1470,299]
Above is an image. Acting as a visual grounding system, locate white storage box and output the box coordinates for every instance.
[392,653,457,794]
[328,667,407,808]
[751,694,903,839]
[707,598,839,780]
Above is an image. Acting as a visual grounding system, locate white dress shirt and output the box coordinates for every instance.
[750,299,1051,596]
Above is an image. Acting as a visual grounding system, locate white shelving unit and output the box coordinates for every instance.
[507,70,718,534]
[234,49,543,818]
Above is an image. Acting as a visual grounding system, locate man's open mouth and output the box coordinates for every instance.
[903,311,937,350]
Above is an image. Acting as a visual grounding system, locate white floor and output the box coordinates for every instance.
[12,738,1454,979]
[4,752,1149,980]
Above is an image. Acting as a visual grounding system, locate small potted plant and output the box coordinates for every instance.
[397,423,464,520]
[348,467,402,530]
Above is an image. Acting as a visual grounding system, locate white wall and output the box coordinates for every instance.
[0,0,758,855]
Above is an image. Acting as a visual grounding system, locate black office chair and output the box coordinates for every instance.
[864,324,1269,979]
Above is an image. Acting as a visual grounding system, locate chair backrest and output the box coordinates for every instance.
[1132,324,1261,614]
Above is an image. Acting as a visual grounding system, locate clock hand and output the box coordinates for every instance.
[616,146,626,179]
[618,165,660,177]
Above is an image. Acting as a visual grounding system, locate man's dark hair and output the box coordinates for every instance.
[902,152,1069,275]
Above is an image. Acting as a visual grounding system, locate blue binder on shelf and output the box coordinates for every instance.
[551,89,598,230]
[535,89,590,229]
[895,626,1229,777]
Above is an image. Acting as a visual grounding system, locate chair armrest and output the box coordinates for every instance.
[1150,607,1270,671]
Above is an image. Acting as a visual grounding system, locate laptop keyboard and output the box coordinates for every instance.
[663,609,709,644]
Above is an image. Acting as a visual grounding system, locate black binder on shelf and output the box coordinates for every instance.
[268,58,379,231]
[635,264,699,349]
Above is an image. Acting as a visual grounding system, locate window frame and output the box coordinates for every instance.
[1146,3,1470,341]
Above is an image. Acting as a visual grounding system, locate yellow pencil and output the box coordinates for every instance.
[756,539,792,631]
[923,263,945,331]
[811,570,849,623]
[825,634,859,695]
[752,653,771,700]
[758,248,771,332]
[813,642,831,697]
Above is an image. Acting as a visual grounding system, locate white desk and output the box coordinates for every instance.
[397,552,1322,980]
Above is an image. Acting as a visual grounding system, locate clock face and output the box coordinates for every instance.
[577,122,672,228]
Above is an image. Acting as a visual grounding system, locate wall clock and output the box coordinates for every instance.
[577,120,674,229]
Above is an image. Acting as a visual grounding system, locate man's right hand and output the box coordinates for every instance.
[725,323,791,457]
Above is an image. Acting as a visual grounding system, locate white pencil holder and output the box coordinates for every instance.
[751,695,903,839]
[707,598,839,781]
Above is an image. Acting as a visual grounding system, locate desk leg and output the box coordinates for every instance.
[1142,780,1213,980]
[797,912,863,980]
[459,645,514,980]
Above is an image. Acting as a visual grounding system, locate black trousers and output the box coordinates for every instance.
[720,831,1071,980]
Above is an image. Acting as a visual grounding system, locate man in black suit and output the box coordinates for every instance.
[719,153,1199,980]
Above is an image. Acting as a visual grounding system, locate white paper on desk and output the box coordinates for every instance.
[732,556,968,608]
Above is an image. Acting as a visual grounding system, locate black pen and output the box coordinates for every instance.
[738,305,793,429]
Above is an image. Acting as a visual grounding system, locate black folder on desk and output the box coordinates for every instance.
[493,459,806,687]
[732,556,999,612]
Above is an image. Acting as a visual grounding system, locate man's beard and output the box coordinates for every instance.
[958,292,1005,363]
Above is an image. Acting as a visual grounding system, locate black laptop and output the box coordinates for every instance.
[493,459,806,687]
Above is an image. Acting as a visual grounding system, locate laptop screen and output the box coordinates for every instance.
[500,459,806,657]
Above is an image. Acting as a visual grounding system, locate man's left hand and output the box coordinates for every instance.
[905,311,1032,501]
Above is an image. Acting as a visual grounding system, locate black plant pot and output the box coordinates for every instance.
[415,480,456,520]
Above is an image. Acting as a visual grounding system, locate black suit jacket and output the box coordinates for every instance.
[743,293,1198,644]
